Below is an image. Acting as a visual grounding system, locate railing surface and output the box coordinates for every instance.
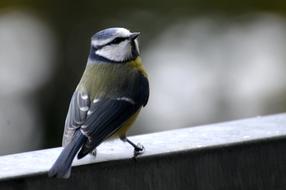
[1,114,286,190]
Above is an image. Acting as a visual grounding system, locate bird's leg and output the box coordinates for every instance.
[120,136,144,157]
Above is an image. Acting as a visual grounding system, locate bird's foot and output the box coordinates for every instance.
[120,136,145,158]
[133,143,144,158]
[90,149,97,157]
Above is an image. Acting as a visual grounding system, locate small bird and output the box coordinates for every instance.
[48,27,149,178]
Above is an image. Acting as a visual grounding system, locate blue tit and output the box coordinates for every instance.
[48,27,149,178]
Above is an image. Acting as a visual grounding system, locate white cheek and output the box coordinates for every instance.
[95,41,132,62]
[134,39,140,54]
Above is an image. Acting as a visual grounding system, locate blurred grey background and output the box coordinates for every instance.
[0,0,286,155]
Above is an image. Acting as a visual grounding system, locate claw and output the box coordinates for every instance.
[135,143,144,152]
[133,143,144,158]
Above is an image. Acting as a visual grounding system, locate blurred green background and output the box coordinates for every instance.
[0,0,286,155]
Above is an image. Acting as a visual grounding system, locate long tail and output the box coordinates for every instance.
[48,130,86,178]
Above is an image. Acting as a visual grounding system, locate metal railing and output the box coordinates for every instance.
[1,114,286,190]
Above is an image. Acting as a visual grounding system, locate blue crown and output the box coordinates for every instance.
[92,28,123,40]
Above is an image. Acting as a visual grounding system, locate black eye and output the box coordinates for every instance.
[111,37,126,44]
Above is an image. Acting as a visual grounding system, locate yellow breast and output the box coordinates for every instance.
[127,57,148,77]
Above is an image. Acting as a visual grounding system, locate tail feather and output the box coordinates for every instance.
[48,131,86,178]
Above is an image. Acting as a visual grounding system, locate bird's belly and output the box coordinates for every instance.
[110,109,141,139]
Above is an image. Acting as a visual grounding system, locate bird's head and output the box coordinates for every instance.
[89,27,140,63]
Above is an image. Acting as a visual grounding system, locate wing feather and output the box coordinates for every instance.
[78,98,139,158]
[62,91,90,146]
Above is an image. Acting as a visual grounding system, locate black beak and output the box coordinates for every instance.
[130,32,140,40]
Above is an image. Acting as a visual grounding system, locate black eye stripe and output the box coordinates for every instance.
[92,37,128,50]
[110,37,127,44]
